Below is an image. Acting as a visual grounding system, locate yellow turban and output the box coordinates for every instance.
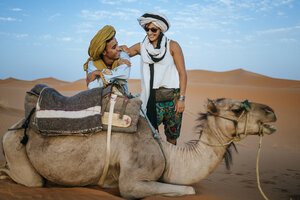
[83,25,116,71]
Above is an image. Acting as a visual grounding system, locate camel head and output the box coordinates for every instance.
[206,98,277,139]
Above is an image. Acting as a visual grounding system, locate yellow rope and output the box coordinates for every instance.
[197,107,270,200]
[256,133,270,200]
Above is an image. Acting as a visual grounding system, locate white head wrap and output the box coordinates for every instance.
[137,12,170,33]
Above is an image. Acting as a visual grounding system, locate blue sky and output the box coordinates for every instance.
[0,0,300,81]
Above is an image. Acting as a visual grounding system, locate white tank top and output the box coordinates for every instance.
[140,39,180,112]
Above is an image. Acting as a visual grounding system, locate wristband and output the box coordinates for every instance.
[178,95,185,101]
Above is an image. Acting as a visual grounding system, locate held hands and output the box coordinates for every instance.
[175,100,185,114]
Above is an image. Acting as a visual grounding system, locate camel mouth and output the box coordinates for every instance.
[261,123,277,135]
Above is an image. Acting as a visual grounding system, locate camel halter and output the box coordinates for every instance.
[199,100,270,200]
[200,100,252,147]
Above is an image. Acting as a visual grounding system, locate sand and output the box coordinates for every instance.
[0,69,299,200]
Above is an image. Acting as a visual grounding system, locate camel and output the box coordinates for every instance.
[0,98,277,199]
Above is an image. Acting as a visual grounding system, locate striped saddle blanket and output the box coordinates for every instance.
[27,84,110,135]
[25,84,142,136]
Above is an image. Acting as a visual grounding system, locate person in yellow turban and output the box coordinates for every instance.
[83,25,131,92]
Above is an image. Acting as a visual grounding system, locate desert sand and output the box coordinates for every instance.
[0,69,299,200]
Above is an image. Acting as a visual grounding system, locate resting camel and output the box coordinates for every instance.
[0,98,276,199]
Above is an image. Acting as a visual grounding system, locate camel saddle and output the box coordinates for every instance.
[25,84,142,136]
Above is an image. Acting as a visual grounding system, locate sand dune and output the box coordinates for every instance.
[187,69,300,88]
[0,69,299,200]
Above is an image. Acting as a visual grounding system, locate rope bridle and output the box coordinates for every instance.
[199,100,269,200]
[199,100,253,147]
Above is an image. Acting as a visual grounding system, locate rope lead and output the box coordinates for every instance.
[256,132,269,200]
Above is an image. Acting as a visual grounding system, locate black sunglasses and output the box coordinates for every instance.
[144,27,158,33]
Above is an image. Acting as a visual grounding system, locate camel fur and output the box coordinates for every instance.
[0,98,277,199]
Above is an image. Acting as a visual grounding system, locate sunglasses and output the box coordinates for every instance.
[144,27,158,33]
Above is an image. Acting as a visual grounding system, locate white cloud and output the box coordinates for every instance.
[241,25,300,43]
[280,38,297,43]
[40,34,52,40]
[122,0,137,2]
[100,0,136,4]
[218,0,234,6]
[80,9,139,21]
[66,47,84,51]
[239,0,294,12]
[80,10,107,20]
[118,8,141,15]
[48,13,61,21]
[257,25,300,35]
[11,8,22,12]
[0,32,28,38]
[0,32,10,36]
[118,29,143,36]
[101,0,120,5]
[218,39,232,44]
[277,11,285,16]
[33,42,42,46]
[0,17,17,21]
[76,22,95,33]
[15,34,28,38]
[58,37,72,42]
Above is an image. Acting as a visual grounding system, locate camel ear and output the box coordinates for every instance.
[207,99,218,114]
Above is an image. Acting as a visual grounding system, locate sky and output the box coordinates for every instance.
[0,0,300,82]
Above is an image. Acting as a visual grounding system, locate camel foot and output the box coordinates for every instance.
[0,165,10,180]
[119,180,196,199]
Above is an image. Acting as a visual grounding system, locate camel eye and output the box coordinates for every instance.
[232,108,243,115]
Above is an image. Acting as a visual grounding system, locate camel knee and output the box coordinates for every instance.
[2,127,44,187]
[1,163,44,187]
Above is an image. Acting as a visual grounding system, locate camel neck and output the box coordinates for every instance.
[161,127,228,185]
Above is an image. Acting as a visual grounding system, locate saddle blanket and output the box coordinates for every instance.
[32,86,105,135]
[26,84,142,136]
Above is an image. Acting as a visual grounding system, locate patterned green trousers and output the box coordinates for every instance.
[156,90,183,140]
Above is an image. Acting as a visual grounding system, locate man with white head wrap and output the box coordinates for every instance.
[126,12,187,145]
[138,12,170,33]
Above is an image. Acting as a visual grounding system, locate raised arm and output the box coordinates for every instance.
[120,43,141,57]
[170,40,187,114]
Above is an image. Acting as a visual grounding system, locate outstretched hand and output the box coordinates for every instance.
[119,45,130,56]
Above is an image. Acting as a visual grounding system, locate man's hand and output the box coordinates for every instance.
[118,59,131,67]
[175,100,185,114]
[86,70,101,86]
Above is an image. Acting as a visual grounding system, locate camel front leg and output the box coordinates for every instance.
[119,179,195,199]
[1,119,44,187]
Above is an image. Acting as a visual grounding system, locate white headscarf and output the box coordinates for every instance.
[137,12,170,33]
